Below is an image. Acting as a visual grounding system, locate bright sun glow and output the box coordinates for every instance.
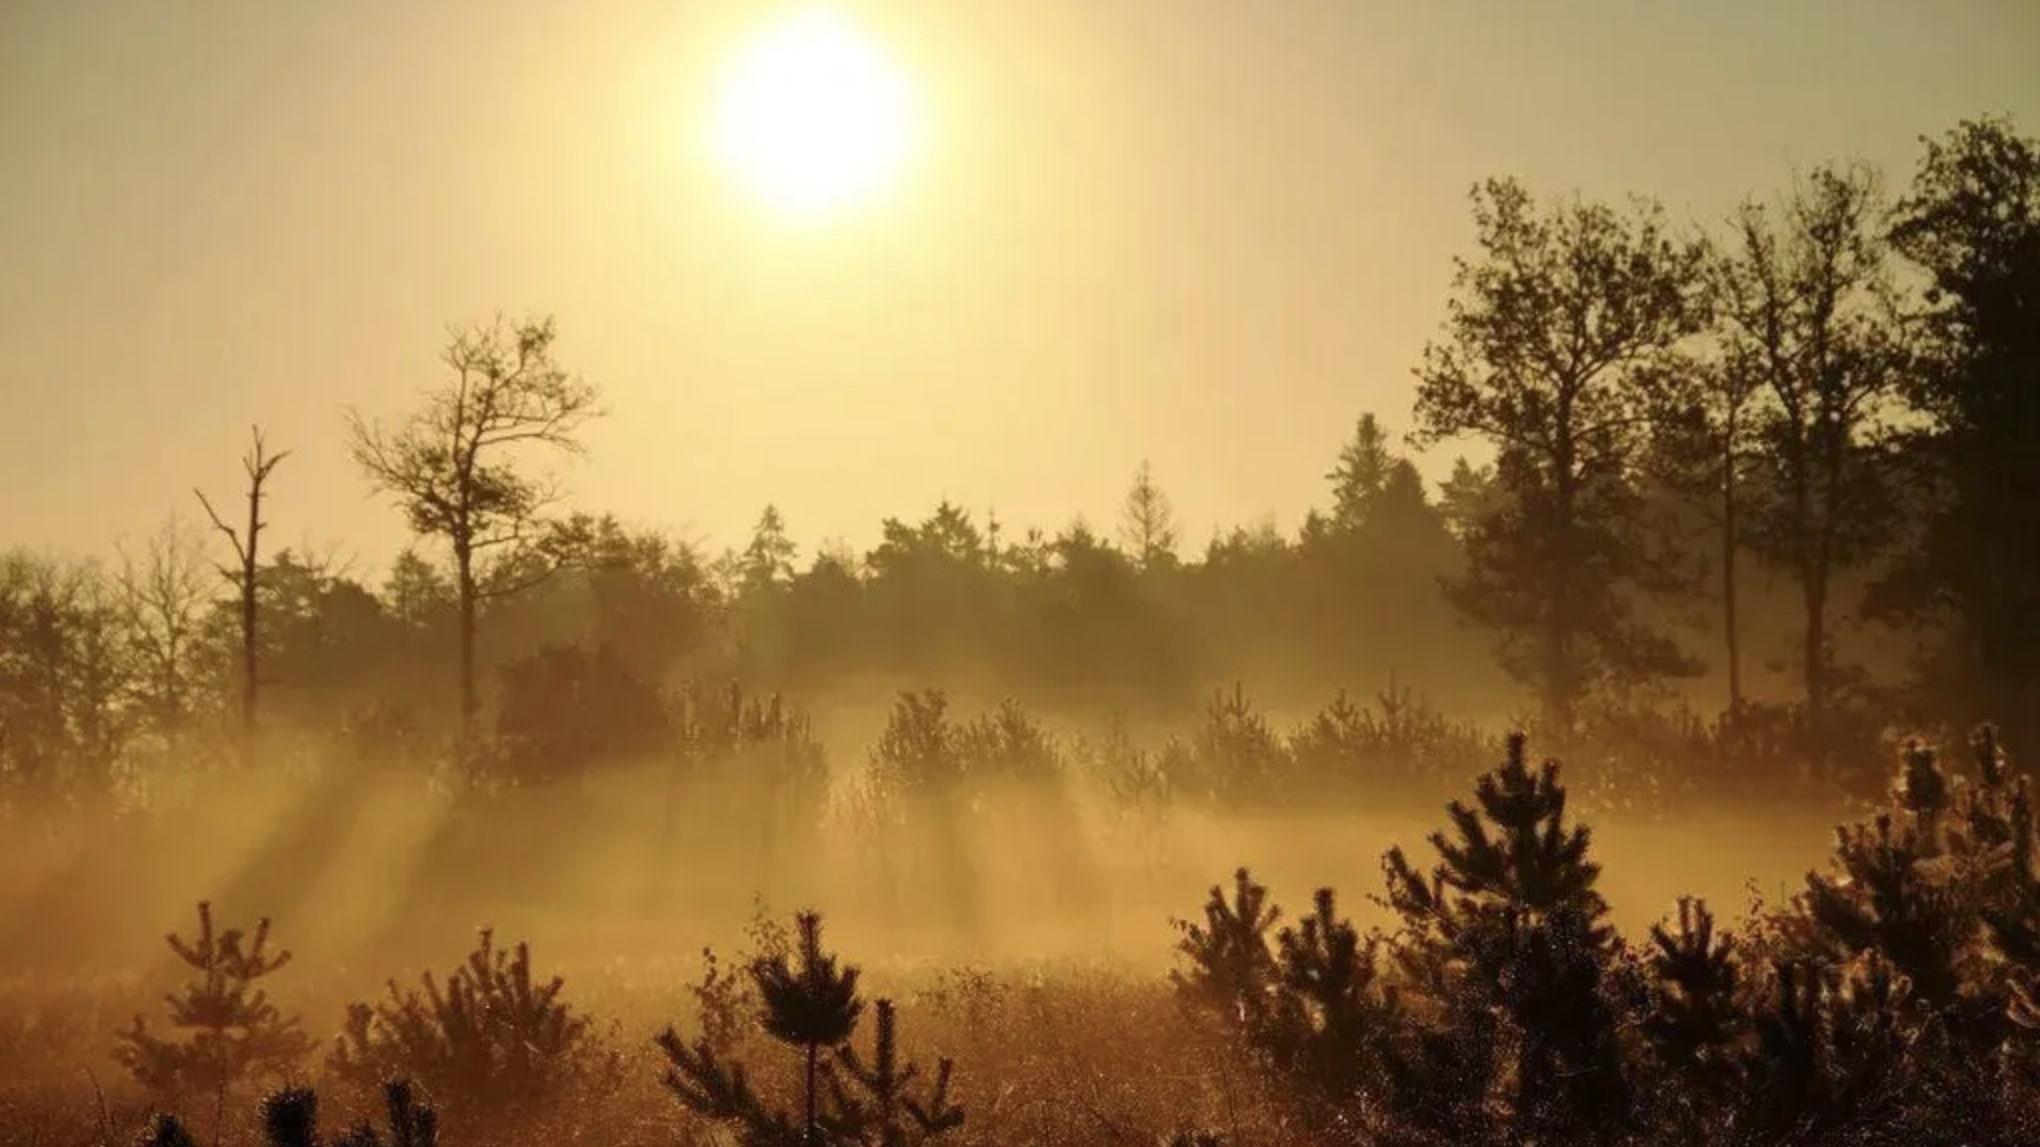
[711,6,921,222]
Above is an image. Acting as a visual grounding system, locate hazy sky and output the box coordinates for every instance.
[3,1,2036,572]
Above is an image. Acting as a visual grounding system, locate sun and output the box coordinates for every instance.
[711,6,921,222]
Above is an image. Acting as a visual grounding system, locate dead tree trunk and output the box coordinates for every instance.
[196,426,289,738]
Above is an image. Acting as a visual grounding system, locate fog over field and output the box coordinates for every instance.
[4,3,2039,1145]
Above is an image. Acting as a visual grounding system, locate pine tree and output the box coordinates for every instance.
[741,505,800,594]
[660,913,964,1147]
[1265,888,1392,1113]
[1641,897,1749,1140]
[822,999,965,1146]
[329,929,596,1118]
[1170,868,1281,1033]
[755,912,864,1143]
[261,1088,319,1147]
[117,902,311,1102]
[1643,898,1745,1084]
[1189,684,1286,805]
[1736,957,1918,1142]
[1382,733,1629,1141]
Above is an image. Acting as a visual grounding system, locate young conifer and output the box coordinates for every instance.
[117,902,311,1102]
[1382,732,1628,1141]
[1170,868,1280,1033]
[659,911,964,1147]
[754,911,863,1143]
[329,929,596,1118]
[823,999,965,1145]
[1643,898,1746,1084]
[1266,888,1391,1107]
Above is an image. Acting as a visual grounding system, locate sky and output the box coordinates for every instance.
[2,0,2037,573]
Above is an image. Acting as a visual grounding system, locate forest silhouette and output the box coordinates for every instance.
[2,116,2038,1146]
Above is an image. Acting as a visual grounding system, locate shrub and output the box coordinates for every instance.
[1286,682,1490,800]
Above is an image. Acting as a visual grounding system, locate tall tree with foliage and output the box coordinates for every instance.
[1880,118,2040,747]
[346,316,600,742]
[1720,166,1908,739]
[194,426,289,738]
[1412,178,1711,732]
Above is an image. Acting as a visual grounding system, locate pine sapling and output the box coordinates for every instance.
[1267,888,1391,1106]
[329,929,596,1117]
[331,1080,440,1147]
[117,902,311,1102]
[1643,898,1746,1089]
[754,911,863,1143]
[132,1081,438,1147]
[1170,868,1280,1033]
[823,999,965,1146]
[656,1029,803,1146]
[139,1115,200,1147]
[1379,733,1624,1142]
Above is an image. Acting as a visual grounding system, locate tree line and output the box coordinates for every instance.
[1,116,2033,799]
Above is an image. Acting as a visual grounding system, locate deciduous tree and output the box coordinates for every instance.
[346,316,599,742]
[1413,179,1710,731]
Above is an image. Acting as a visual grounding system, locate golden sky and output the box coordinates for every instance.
[3,0,2036,568]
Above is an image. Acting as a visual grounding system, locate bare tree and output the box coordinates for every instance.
[346,316,600,739]
[1118,459,1180,570]
[116,515,213,738]
[195,426,288,737]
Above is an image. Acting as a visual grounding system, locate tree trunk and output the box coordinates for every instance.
[241,475,261,734]
[456,540,478,745]
[1546,424,1579,736]
[1804,578,1828,732]
[1721,428,1742,712]
[804,1043,819,1144]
